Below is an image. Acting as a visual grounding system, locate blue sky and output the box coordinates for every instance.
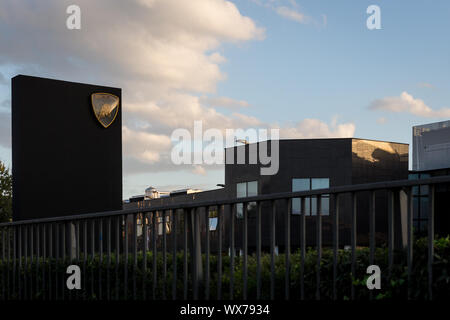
[219,0,450,142]
[0,0,449,199]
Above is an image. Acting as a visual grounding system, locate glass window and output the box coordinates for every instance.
[293,178,330,215]
[209,217,218,231]
[293,178,310,192]
[236,203,244,219]
[247,181,258,197]
[247,201,257,218]
[247,181,258,217]
[311,196,330,216]
[312,178,329,216]
[237,182,246,198]
[311,178,329,190]
[322,197,330,215]
[311,197,317,215]
[420,185,429,195]
[236,181,258,219]
[209,208,218,231]
[292,198,301,214]
[292,178,310,215]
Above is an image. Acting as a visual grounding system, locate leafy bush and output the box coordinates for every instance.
[0,236,449,300]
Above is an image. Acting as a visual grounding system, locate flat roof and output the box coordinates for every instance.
[225,137,408,149]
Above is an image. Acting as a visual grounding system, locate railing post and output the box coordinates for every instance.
[217,205,223,300]
[205,207,210,300]
[172,210,177,301]
[332,193,339,301]
[351,192,357,300]
[369,190,375,300]
[428,184,435,300]
[285,198,291,300]
[152,212,157,300]
[142,213,147,300]
[243,202,248,300]
[191,207,202,300]
[270,200,276,300]
[406,187,413,300]
[163,210,167,300]
[256,201,262,300]
[230,204,235,300]
[133,214,137,300]
[316,195,322,301]
[388,190,395,279]
[183,209,188,300]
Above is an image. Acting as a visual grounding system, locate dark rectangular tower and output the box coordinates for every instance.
[12,75,122,221]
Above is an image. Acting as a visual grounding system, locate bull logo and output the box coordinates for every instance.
[91,93,120,128]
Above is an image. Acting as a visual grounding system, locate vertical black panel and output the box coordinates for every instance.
[12,75,122,221]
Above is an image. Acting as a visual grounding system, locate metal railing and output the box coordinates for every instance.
[1,175,450,300]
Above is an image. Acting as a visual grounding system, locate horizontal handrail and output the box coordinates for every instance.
[1,174,449,227]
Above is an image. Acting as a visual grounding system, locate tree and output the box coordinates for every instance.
[0,160,12,223]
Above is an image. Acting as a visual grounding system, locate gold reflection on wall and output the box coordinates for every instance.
[352,140,408,163]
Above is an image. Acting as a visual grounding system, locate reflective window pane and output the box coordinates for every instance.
[311,178,329,190]
[209,217,218,231]
[236,203,244,219]
[237,182,247,198]
[247,181,258,197]
[420,184,429,195]
[305,197,311,215]
[311,196,329,215]
[292,198,301,215]
[247,201,257,217]
[321,196,330,215]
[293,178,310,192]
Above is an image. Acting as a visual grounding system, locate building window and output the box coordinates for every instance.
[209,207,218,231]
[236,181,258,219]
[292,178,330,216]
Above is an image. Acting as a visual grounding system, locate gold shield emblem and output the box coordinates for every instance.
[91,93,120,128]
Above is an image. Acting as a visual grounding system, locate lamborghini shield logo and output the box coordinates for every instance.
[91,93,120,128]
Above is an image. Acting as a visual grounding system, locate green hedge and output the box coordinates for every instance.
[0,236,449,300]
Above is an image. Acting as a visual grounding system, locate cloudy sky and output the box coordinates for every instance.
[1,0,450,199]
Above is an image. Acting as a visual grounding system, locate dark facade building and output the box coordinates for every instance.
[126,138,409,254]
[410,120,450,237]
[12,75,123,221]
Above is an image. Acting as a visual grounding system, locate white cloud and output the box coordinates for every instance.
[276,118,355,139]
[192,165,207,176]
[417,82,434,89]
[0,0,352,181]
[276,6,308,24]
[251,0,322,26]
[376,117,387,125]
[122,126,172,164]
[200,96,250,109]
[369,91,450,118]
[0,0,264,170]
[0,111,11,148]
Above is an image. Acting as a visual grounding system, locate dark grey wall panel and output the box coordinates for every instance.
[12,75,122,221]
